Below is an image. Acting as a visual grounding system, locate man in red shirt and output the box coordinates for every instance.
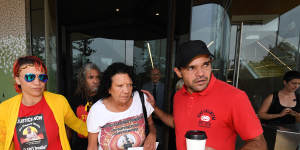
[143,40,267,150]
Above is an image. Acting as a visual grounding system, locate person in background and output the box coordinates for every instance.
[70,63,101,150]
[142,68,165,110]
[258,70,300,124]
[142,68,165,149]
[0,56,87,150]
[87,62,156,150]
[143,40,267,150]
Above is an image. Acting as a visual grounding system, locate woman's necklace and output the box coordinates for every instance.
[280,90,296,102]
[287,93,295,101]
[278,91,296,108]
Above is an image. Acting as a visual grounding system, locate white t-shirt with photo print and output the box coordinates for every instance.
[87,91,154,150]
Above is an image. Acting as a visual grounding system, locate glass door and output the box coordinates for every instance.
[70,35,167,90]
[230,5,300,112]
[69,33,169,149]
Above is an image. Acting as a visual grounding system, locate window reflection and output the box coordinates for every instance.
[236,5,300,112]
[71,36,167,91]
[31,0,57,92]
[190,3,231,81]
[227,25,238,85]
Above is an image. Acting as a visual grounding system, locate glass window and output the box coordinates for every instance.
[71,35,167,91]
[227,25,238,85]
[72,38,127,73]
[31,0,57,92]
[190,4,231,81]
[236,6,300,111]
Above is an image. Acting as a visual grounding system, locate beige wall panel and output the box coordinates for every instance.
[0,0,27,102]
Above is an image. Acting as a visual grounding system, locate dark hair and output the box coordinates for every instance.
[13,56,47,93]
[283,71,300,83]
[99,62,137,99]
[74,63,101,98]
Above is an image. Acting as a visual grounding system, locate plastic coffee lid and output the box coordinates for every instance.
[185,130,207,140]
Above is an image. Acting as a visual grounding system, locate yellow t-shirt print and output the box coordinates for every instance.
[85,101,92,112]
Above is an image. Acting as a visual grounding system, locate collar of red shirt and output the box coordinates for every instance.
[181,73,216,96]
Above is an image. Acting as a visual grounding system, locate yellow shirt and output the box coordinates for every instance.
[0,91,88,150]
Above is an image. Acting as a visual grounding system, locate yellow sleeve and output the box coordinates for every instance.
[0,119,6,150]
[62,97,88,137]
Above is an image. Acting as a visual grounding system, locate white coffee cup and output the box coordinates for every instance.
[185,130,207,150]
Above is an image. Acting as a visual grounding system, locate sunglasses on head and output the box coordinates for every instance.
[24,73,48,83]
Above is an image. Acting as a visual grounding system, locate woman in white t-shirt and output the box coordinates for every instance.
[87,63,156,150]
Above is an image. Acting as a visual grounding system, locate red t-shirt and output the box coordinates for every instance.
[76,101,91,138]
[13,96,62,150]
[173,74,263,150]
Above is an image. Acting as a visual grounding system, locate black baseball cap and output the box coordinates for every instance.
[175,40,214,68]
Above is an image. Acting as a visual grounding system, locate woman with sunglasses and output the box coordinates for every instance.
[0,56,87,150]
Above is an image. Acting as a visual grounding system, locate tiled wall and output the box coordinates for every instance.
[0,0,27,102]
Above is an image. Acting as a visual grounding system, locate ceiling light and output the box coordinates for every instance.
[116,8,120,12]
[155,13,159,16]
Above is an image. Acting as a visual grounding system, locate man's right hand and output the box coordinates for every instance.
[141,90,156,108]
[141,89,175,128]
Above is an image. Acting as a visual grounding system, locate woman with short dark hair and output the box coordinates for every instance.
[258,70,300,124]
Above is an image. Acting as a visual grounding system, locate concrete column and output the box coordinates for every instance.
[0,0,27,102]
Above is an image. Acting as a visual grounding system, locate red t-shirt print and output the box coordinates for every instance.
[76,101,92,138]
[13,96,62,150]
